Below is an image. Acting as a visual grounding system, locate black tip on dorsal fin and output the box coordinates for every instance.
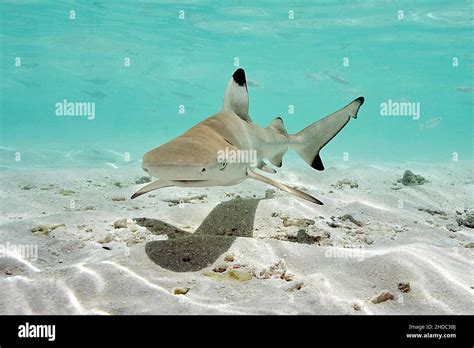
[223,68,250,120]
[233,68,246,87]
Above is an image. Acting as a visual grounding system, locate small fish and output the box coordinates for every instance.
[170,78,191,85]
[83,90,107,99]
[305,72,329,81]
[82,78,109,85]
[94,1,106,9]
[329,74,350,85]
[105,162,118,169]
[132,69,365,205]
[247,79,260,87]
[456,86,472,93]
[172,91,193,100]
[16,80,40,88]
[340,87,364,96]
[0,145,14,151]
[420,117,442,130]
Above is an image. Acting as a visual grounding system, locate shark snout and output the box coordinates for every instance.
[142,139,221,180]
[142,151,210,179]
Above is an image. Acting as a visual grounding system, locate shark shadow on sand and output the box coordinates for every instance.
[134,197,264,272]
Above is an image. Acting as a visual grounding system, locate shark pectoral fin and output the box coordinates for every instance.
[222,68,250,121]
[247,169,323,205]
[131,180,173,199]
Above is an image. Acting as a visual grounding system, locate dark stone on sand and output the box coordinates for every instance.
[327,221,342,228]
[417,208,447,217]
[340,214,363,227]
[456,213,474,228]
[332,179,358,189]
[372,290,394,304]
[400,170,428,186]
[265,189,275,199]
[287,229,321,245]
[446,223,460,232]
[398,282,411,293]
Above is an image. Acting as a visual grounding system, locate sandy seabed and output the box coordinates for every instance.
[0,161,472,314]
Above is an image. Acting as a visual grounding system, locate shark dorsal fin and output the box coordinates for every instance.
[222,68,250,121]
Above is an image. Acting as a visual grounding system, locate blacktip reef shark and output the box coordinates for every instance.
[131,68,364,205]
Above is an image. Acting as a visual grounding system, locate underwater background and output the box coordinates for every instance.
[1,1,474,318]
[1,0,473,169]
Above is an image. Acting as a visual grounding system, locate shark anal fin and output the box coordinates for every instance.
[261,165,277,174]
[247,169,323,205]
[257,160,277,174]
[268,149,286,168]
[222,68,250,121]
[131,180,173,199]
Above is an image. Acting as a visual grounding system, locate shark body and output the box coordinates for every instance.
[132,68,364,205]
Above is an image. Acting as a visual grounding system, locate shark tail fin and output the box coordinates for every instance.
[291,97,364,171]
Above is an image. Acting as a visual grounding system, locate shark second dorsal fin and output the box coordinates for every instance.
[222,68,250,121]
[268,117,288,136]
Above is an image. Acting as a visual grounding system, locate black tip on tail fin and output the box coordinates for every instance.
[232,68,246,86]
[311,154,324,171]
[351,97,365,119]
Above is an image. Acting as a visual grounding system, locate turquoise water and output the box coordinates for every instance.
[1,0,473,168]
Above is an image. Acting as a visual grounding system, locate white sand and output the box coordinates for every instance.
[0,161,473,314]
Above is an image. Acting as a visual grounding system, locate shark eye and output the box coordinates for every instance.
[219,161,227,170]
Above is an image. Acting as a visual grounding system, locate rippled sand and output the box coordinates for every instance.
[0,161,472,314]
